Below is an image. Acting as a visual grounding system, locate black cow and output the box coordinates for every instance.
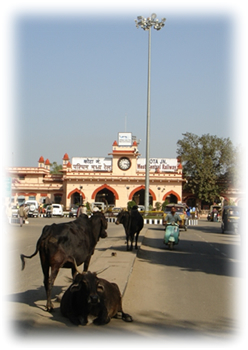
[115,206,144,251]
[60,271,133,325]
[20,212,107,311]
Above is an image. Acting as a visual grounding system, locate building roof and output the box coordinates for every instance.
[63,153,69,160]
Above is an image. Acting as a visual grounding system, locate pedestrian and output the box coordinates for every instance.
[77,204,86,217]
[82,204,87,214]
[24,204,29,224]
[18,204,25,227]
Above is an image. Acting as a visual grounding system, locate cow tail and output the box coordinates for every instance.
[20,239,41,270]
[20,225,51,270]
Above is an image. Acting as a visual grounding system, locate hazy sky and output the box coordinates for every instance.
[2,2,244,167]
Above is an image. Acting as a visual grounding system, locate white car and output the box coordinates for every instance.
[25,200,39,217]
[112,207,122,216]
[47,204,64,217]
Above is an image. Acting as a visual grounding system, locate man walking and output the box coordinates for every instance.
[18,204,25,227]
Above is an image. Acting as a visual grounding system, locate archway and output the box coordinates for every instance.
[67,188,85,206]
[162,190,181,203]
[129,186,156,207]
[91,185,119,206]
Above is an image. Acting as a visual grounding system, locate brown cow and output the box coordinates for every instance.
[60,271,133,325]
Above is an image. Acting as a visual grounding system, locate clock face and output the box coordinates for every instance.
[118,157,131,170]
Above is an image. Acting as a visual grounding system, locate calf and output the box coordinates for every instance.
[60,271,133,325]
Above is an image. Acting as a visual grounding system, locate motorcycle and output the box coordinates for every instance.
[164,222,180,250]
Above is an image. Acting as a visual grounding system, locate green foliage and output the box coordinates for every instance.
[50,162,63,174]
[155,202,162,211]
[127,200,137,211]
[177,132,239,203]
[162,199,169,211]
[85,202,91,211]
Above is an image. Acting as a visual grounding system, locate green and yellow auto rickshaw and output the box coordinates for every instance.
[221,205,240,234]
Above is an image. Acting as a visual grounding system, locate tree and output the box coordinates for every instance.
[50,162,63,174]
[177,133,238,204]
[155,202,162,211]
[127,200,136,211]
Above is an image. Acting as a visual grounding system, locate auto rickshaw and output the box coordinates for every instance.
[163,203,187,231]
[221,205,240,234]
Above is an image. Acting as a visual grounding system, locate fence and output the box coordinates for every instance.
[10,215,198,226]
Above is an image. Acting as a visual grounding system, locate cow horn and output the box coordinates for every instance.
[72,258,82,274]
[95,266,109,275]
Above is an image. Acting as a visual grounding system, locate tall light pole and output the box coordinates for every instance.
[135,13,166,214]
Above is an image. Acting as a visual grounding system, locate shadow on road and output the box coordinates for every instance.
[9,306,238,341]
[6,285,63,311]
[139,234,241,278]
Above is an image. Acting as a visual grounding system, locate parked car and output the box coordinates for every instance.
[90,202,106,211]
[46,204,64,217]
[25,200,39,218]
[112,207,122,216]
[69,205,79,218]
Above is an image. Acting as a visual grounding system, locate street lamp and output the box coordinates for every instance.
[135,14,166,214]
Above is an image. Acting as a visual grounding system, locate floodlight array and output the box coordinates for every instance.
[135,13,166,31]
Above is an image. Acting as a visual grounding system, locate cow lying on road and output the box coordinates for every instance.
[60,271,133,325]
[115,206,144,251]
[20,212,107,312]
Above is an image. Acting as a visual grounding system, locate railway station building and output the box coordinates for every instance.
[7,134,185,210]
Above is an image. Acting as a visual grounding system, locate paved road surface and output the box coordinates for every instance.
[123,221,242,339]
[3,217,243,347]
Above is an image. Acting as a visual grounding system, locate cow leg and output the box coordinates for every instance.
[46,265,60,312]
[83,255,91,272]
[40,255,50,305]
[129,234,134,251]
[126,234,129,251]
[93,306,110,325]
[135,231,140,249]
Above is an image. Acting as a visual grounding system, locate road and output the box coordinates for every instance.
[123,221,242,339]
[3,217,243,347]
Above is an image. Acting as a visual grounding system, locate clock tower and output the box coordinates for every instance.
[109,139,140,176]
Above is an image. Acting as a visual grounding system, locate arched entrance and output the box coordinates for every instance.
[91,185,119,206]
[71,192,81,205]
[67,188,85,206]
[129,186,156,207]
[162,190,181,204]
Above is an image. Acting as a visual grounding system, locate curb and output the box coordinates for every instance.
[106,217,199,226]
[88,227,147,297]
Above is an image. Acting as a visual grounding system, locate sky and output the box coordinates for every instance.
[1,1,247,168]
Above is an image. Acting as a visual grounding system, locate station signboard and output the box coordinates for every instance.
[118,132,132,146]
[137,158,178,172]
[72,157,112,171]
